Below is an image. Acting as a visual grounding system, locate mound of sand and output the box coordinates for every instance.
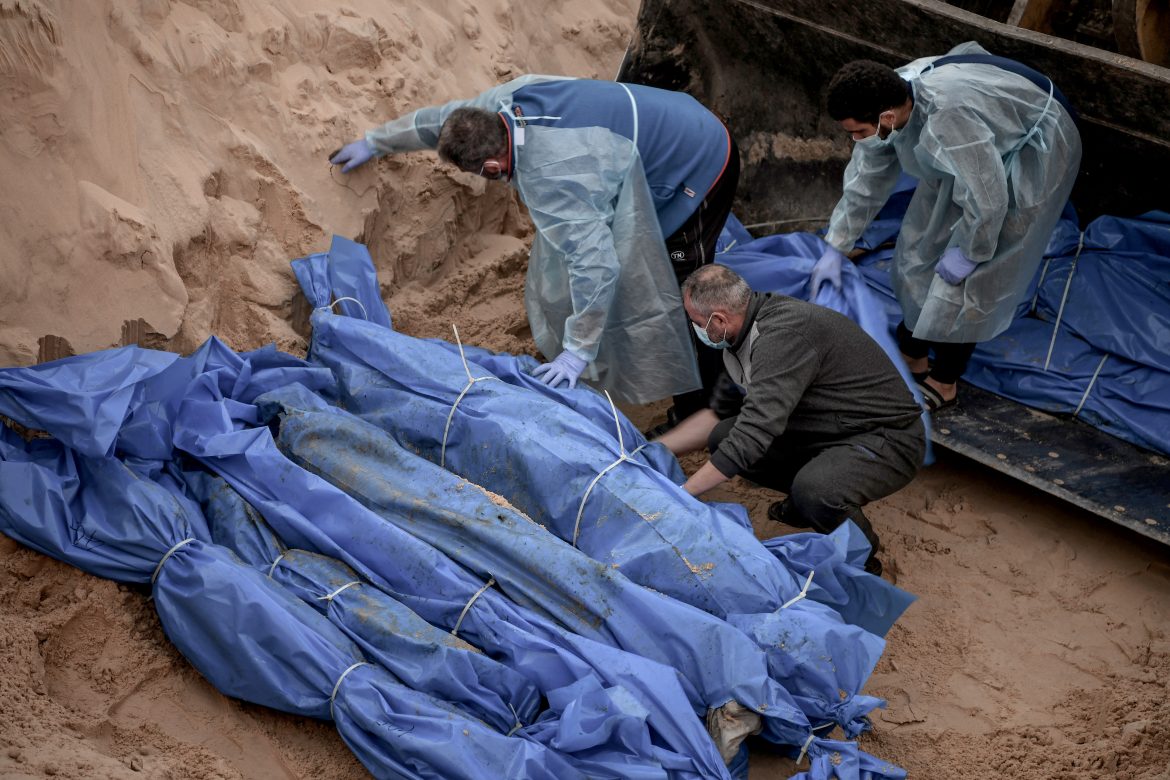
[0,0,630,364]
[2,1,1169,779]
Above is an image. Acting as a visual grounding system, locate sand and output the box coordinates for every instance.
[687,444,1170,779]
[2,1,1169,778]
[0,0,623,363]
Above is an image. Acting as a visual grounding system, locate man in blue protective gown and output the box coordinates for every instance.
[330,75,738,408]
[809,42,1081,412]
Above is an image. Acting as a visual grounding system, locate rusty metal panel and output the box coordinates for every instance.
[932,383,1170,546]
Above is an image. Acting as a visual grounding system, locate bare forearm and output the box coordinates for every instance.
[682,459,730,497]
[655,409,720,456]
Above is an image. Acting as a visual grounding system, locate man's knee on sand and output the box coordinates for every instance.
[707,418,918,529]
[786,465,861,530]
[706,415,738,455]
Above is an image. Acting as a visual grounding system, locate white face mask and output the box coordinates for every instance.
[692,313,731,349]
[877,110,900,142]
[857,111,898,147]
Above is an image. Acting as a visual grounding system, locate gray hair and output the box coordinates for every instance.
[437,108,509,172]
[681,264,752,317]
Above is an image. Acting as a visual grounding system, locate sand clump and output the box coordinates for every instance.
[3,1,1170,779]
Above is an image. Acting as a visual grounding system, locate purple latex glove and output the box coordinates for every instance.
[329,138,376,173]
[936,247,978,285]
[809,245,847,294]
[532,351,587,389]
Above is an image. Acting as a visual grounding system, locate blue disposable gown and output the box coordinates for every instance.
[824,42,1082,343]
[365,76,702,404]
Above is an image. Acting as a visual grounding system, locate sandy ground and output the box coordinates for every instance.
[699,445,1170,779]
[2,1,1170,779]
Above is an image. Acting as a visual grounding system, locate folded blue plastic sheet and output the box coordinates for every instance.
[789,738,908,780]
[964,317,1170,455]
[764,524,916,639]
[1033,213,1170,374]
[0,427,580,780]
[856,223,1170,457]
[0,346,183,459]
[0,338,334,465]
[292,234,393,330]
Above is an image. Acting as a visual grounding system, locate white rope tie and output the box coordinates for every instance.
[441,324,499,469]
[268,552,289,578]
[1029,257,1053,314]
[571,390,634,548]
[1073,354,1110,418]
[796,733,817,766]
[152,538,196,584]
[315,296,369,321]
[619,83,639,145]
[780,571,816,610]
[317,581,361,603]
[572,454,634,547]
[451,576,496,639]
[740,217,831,231]
[329,661,370,719]
[1012,80,1055,157]
[1044,232,1084,371]
[506,703,523,737]
[628,443,648,459]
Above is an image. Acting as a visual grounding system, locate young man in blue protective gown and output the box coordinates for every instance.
[331,75,738,412]
[808,42,1081,412]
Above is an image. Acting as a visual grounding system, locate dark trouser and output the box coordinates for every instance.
[896,321,977,385]
[708,415,925,552]
[664,136,741,420]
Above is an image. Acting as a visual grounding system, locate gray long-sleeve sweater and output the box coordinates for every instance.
[710,292,923,478]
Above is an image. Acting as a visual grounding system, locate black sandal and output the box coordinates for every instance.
[917,381,957,412]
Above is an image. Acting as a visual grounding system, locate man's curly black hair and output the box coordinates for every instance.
[826,60,912,124]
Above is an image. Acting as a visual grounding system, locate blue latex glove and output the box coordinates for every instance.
[936,247,978,285]
[808,246,847,294]
[329,138,376,173]
[532,351,587,390]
